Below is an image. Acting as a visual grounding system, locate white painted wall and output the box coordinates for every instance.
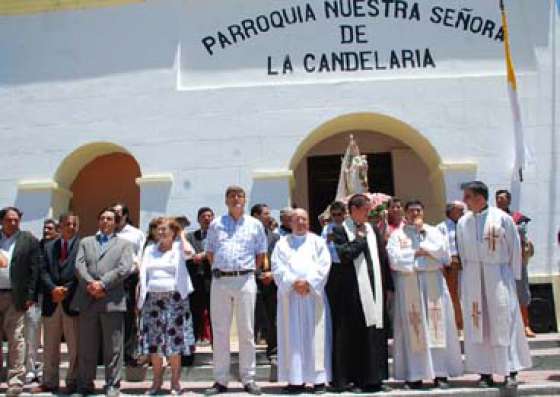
[0,0,558,277]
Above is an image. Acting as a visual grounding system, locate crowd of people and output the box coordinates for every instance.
[0,181,535,396]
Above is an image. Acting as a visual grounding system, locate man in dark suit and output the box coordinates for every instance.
[25,218,59,385]
[0,207,41,396]
[187,207,214,345]
[73,207,133,397]
[32,213,80,394]
[250,204,280,361]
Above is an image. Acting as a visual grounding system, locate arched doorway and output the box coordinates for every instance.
[54,142,141,236]
[290,113,446,232]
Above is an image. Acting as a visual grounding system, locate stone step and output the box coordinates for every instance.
[10,333,560,362]
[10,333,560,383]
[11,373,560,396]
[46,347,560,383]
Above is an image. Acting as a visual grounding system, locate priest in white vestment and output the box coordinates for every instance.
[457,181,531,388]
[271,209,332,394]
[388,200,463,390]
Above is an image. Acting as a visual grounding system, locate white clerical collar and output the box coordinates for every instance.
[474,206,489,217]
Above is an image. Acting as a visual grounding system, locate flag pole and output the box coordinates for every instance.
[500,0,526,184]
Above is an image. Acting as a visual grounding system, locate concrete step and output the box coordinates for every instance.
[11,373,560,396]
[47,348,560,383]
[10,333,560,383]
[10,333,560,361]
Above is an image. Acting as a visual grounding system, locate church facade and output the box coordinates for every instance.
[1,0,559,324]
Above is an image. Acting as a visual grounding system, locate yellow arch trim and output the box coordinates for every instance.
[54,141,139,189]
[289,112,446,214]
[0,0,144,16]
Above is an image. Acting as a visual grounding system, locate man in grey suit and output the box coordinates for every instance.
[73,207,133,397]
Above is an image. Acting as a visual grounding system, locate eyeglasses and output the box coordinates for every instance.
[331,212,344,217]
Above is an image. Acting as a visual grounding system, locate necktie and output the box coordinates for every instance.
[100,234,110,253]
[60,240,68,263]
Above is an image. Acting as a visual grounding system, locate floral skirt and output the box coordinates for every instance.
[138,291,195,357]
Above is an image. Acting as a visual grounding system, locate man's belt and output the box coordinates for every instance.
[212,269,254,279]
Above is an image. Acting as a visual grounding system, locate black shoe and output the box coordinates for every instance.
[181,354,194,367]
[244,381,262,396]
[327,383,351,393]
[205,382,228,396]
[435,377,450,389]
[70,389,94,397]
[404,380,423,390]
[362,383,391,393]
[106,386,120,397]
[282,384,305,394]
[349,385,363,393]
[504,373,518,388]
[313,384,326,394]
[477,374,494,388]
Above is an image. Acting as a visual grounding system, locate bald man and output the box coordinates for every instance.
[271,209,331,393]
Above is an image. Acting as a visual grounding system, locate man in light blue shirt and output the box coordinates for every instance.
[205,186,267,396]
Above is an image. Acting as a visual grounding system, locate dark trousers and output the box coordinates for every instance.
[190,275,212,341]
[259,281,277,358]
[78,311,124,391]
[123,273,138,365]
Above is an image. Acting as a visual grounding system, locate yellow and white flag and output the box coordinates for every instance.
[500,0,528,182]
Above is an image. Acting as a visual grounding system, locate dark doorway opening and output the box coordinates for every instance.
[307,152,394,233]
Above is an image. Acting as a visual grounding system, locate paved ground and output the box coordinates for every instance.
[2,335,559,396]
[6,371,560,396]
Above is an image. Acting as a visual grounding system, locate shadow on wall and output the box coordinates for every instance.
[0,0,552,85]
[0,0,182,85]
[14,189,52,225]
[249,177,292,213]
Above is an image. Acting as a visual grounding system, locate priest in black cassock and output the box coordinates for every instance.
[330,193,393,393]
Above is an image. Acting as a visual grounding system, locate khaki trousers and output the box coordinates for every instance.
[42,304,79,388]
[0,292,25,387]
[210,275,257,386]
[24,300,42,377]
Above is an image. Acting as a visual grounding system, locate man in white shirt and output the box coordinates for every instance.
[112,203,145,366]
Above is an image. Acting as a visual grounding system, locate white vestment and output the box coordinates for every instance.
[388,224,463,381]
[457,207,531,375]
[271,233,332,385]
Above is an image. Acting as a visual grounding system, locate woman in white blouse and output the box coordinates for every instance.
[137,217,195,395]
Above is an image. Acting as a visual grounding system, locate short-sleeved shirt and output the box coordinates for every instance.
[321,223,341,263]
[206,214,267,271]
